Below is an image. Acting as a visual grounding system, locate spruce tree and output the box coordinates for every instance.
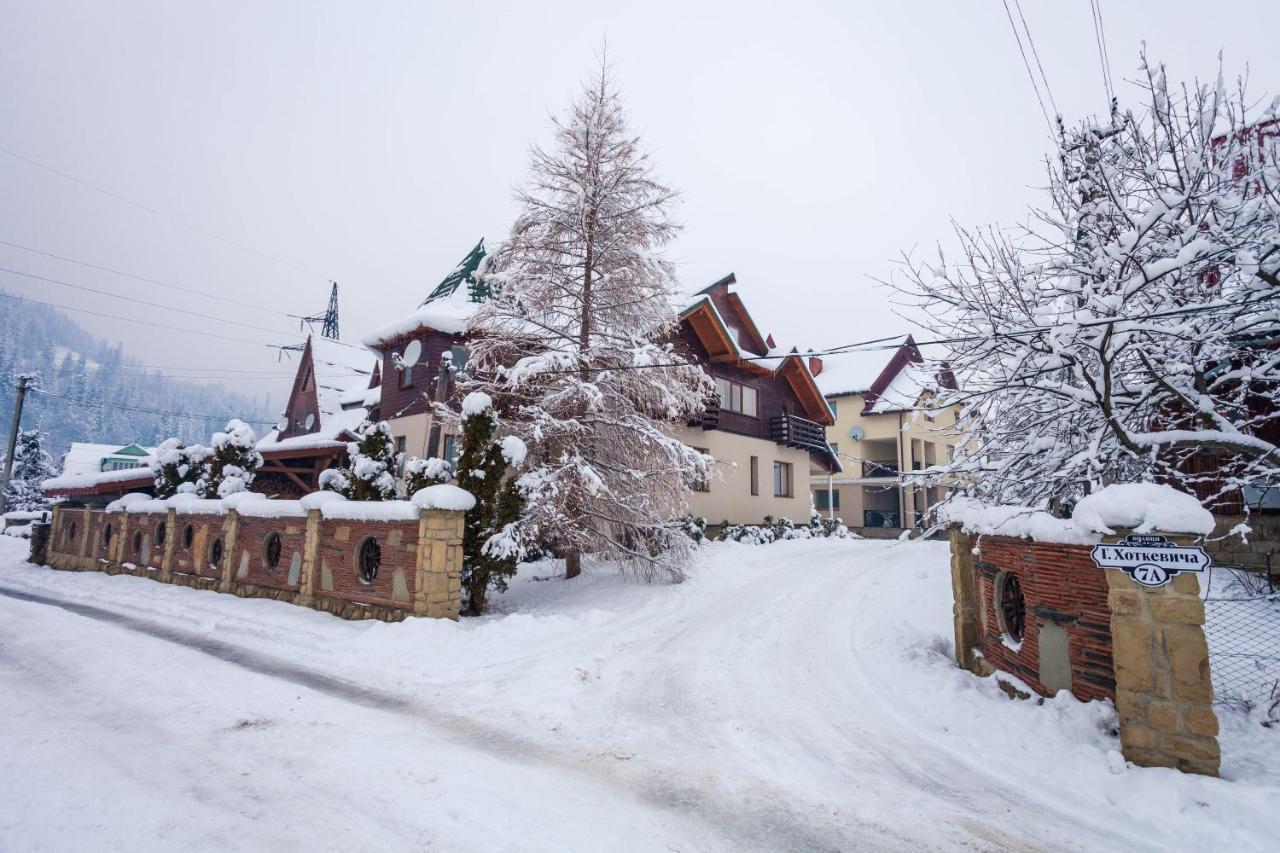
[150,438,208,499]
[319,420,401,501]
[2,427,59,512]
[404,455,452,495]
[453,393,524,615]
[199,419,263,498]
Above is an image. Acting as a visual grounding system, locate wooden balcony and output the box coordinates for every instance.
[769,414,831,455]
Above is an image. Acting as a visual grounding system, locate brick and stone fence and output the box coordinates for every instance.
[945,485,1222,776]
[41,487,473,622]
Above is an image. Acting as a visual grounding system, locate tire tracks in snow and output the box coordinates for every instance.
[0,583,868,853]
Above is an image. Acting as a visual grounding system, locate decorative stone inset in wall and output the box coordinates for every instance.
[392,569,409,602]
[237,551,250,579]
[321,560,334,592]
[140,534,151,565]
[287,552,302,586]
[1038,622,1072,694]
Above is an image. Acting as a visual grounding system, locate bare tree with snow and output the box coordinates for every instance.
[465,52,712,580]
[898,54,1280,514]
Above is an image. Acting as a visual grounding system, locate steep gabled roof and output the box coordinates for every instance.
[363,240,489,351]
[257,335,374,452]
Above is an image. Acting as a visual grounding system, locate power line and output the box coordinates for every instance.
[0,143,330,282]
[29,387,277,427]
[0,291,283,348]
[1089,0,1115,104]
[1011,0,1058,119]
[0,236,297,316]
[999,0,1057,137]
[0,265,299,338]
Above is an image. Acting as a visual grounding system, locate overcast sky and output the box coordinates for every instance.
[2,1,1277,415]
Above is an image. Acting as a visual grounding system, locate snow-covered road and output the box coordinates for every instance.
[1,536,1276,851]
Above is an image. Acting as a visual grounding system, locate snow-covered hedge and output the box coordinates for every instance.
[717,514,855,544]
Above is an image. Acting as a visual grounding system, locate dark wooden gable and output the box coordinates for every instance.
[278,336,322,439]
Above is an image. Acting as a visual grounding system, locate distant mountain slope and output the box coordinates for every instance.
[0,292,274,459]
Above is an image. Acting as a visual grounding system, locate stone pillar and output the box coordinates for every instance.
[1106,537,1220,776]
[949,527,984,673]
[159,508,178,582]
[115,510,132,566]
[78,509,93,561]
[414,509,463,620]
[296,509,321,607]
[219,510,240,593]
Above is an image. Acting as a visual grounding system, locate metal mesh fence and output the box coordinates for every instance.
[1202,566,1280,711]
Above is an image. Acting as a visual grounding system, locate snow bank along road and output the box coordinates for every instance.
[1,536,1276,852]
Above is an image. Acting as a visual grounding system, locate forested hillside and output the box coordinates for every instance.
[0,293,274,460]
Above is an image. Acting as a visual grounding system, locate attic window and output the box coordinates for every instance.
[301,365,314,391]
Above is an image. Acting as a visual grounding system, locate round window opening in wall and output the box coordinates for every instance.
[357,536,381,585]
[996,572,1026,645]
[132,530,143,556]
[102,522,113,548]
[155,521,166,546]
[209,537,224,569]
[182,524,195,550]
[68,521,77,544]
[263,532,283,571]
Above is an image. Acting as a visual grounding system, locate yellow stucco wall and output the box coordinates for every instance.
[677,426,813,525]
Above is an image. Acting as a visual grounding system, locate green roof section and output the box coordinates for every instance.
[110,443,149,457]
[422,239,489,305]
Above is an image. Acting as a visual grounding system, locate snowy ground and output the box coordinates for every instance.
[1,536,1277,852]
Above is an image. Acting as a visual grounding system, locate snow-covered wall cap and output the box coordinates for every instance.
[319,499,420,521]
[412,484,476,512]
[122,499,169,515]
[299,491,347,510]
[941,484,1214,544]
[165,494,226,515]
[220,491,268,510]
[235,499,307,519]
[1071,483,1214,536]
[105,493,152,513]
[938,498,1097,545]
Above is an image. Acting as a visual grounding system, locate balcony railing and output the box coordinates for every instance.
[862,460,900,478]
[769,414,831,455]
[863,509,901,528]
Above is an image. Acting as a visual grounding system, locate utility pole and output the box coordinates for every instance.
[0,374,33,514]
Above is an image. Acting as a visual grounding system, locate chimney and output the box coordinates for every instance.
[809,355,823,376]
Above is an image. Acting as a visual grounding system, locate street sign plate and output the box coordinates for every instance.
[1089,534,1210,588]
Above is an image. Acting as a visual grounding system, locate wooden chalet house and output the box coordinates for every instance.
[362,248,840,525]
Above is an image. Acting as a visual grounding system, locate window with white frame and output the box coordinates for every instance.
[773,461,793,497]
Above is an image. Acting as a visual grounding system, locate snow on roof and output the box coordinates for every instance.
[362,241,488,351]
[813,339,906,398]
[42,464,154,493]
[59,442,157,477]
[258,336,374,452]
[868,361,932,414]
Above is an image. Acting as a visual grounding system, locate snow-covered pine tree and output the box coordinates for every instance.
[2,427,59,511]
[451,392,525,615]
[199,419,263,498]
[319,419,401,501]
[897,54,1280,512]
[466,54,712,581]
[403,455,452,494]
[150,438,209,498]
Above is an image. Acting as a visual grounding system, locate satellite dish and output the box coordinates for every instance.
[303,412,316,430]
[402,339,422,367]
[849,426,864,441]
